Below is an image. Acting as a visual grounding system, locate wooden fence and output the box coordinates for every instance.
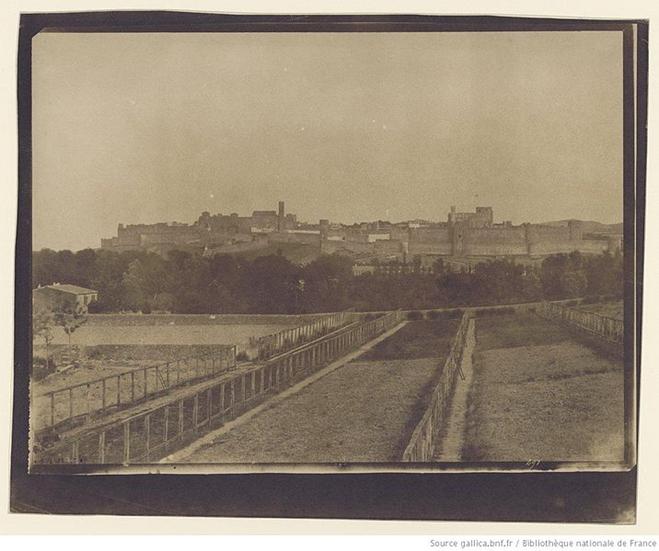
[250,311,354,360]
[401,312,473,462]
[34,346,237,432]
[536,302,623,344]
[33,310,404,465]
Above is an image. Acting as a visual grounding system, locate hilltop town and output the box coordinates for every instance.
[100,201,623,268]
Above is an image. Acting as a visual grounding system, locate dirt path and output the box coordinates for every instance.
[432,318,476,461]
[170,320,458,464]
[462,314,624,463]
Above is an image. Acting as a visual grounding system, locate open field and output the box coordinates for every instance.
[462,313,624,462]
[31,345,237,432]
[574,301,623,321]
[359,319,458,361]
[49,323,294,346]
[181,320,458,463]
[33,344,235,394]
[83,313,323,326]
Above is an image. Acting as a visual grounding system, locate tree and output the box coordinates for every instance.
[33,306,55,370]
[122,259,148,311]
[54,306,87,358]
[301,254,353,312]
[243,255,302,313]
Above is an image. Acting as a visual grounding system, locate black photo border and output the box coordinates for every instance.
[11,12,649,521]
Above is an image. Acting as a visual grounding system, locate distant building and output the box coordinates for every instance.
[101,200,299,255]
[101,201,622,262]
[33,284,98,314]
[448,206,493,228]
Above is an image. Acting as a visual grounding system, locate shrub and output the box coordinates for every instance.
[236,351,248,362]
[85,347,103,360]
[426,310,440,320]
[407,310,423,321]
[475,307,516,317]
[32,357,56,381]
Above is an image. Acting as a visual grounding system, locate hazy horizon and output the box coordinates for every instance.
[32,31,624,251]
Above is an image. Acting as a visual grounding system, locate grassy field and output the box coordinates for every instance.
[48,323,291,346]
[574,301,623,321]
[359,319,459,361]
[31,344,237,432]
[474,314,574,350]
[183,320,460,463]
[31,318,300,432]
[463,313,625,462]
[84,313,322,326]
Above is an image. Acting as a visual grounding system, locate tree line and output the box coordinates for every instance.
[32,248,623,314]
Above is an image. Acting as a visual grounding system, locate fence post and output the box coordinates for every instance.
[98,431,106,463]
[193,395,199,430]
[123,421,130,464]
[144,414,151,459]
[178,399,184,435]
[164,405,169,442]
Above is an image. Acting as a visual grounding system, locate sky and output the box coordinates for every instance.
[32,31,624,251]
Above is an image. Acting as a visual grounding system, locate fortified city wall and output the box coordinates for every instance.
[100,202,621,260]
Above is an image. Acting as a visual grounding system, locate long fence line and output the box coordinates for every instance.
[401,312,473,462]
[250,311,354,360]
[536,302,623,344]
[35,346,237,432]
[33,310,404,465]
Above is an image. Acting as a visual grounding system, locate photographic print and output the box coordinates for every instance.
[17,14,643,483]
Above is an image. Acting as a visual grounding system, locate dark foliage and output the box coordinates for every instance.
[31,248,623,314]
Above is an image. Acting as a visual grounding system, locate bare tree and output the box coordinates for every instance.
[33,306,55,370]
[54,306,87,359]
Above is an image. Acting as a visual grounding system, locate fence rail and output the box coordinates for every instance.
[33,310,404,465]
[536,302,623,344]
[34,346,237,432]
[401,312,472,462]
[250,311,354,360]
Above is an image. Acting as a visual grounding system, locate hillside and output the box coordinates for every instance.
[540,219,622,234]
[230,241,323,265]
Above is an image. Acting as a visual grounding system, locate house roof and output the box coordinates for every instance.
[36,284,98,295]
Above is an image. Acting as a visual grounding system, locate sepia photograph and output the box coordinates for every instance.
[13,12,645,509]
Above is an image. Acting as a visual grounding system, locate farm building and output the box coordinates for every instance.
[33,284,98,314]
